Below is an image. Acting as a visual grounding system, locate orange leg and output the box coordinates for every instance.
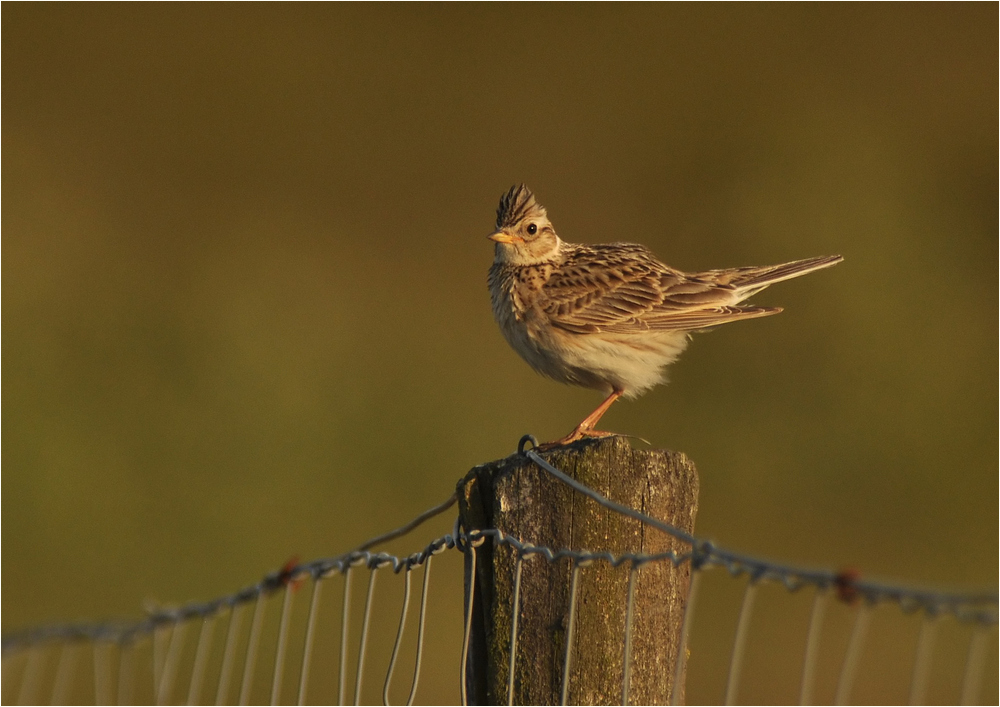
[538,389,624,449]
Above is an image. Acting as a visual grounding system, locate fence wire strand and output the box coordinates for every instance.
[337,567,352,706]
[560,562,582,706]
[907,613,938,706]
[835,601,873,705]
[960,624,991,705]
[621,563,638,707]
[405,556,433,706]
[3,438,997,706]
[50,642,76,705]
[215,605,243,705]
[270,586,294,706]
[382,568,412,706]
[117,640,134,706]
[724,579,759,705]
[295,578,322,707]
[353,566,379,706]
[159,619,187,705]
[238,593,266,706]
[506,555,524,707]
[798,586,829,706]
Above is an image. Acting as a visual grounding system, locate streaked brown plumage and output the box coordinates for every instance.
[487,184,843,447]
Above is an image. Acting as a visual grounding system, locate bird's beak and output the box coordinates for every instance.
[488,231,524,244]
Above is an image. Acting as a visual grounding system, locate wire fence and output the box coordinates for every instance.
[3,437,997,705]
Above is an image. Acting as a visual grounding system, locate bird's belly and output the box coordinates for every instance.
[499,309,689,397]
[552,329,691,397]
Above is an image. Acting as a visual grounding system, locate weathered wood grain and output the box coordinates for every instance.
[458,436,699,705]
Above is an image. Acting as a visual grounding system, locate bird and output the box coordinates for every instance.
[486,184,843,449]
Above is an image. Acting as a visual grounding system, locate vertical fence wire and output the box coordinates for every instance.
[216,605,245,706]
[724,579,760,705]
[16,646,44,706]
[670,568,702,707]
[4,488,999,707]
[94,641,113,706]
[405,556,433,707]
[50,642,77,706]
[297,577,324,706]
[382,568,413,706]
[152,625,169,700]
[798,586,830,705]
[14,647,39,706]
[459,544,477,707]
[118,640,136,706]
[238,593,267,706]
[506,555,524,707]
[353,567,379,706]
[908,612,938,706]
[621,562,639,707]
[271,586,296,706]
[338,567,354,707]
[834,602,873,705]
[157,620,187,705]
[959,624,990,705]
[560,562,582,707]
[2,652,17,706]
[1,651,15,706]
[187,616,216,706]
[116,640,135,706]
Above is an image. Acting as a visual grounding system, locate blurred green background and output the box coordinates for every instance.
[3,4,996,704]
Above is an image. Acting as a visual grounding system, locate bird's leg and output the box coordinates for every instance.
[538,389,624,449]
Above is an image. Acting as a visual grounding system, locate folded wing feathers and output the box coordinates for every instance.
[545,247,841,335]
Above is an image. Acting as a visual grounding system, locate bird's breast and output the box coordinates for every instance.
[489,263,553,322]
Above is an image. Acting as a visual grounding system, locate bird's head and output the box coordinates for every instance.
[488,185,561,265]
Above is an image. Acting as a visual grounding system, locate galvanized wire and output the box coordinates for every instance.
[798,586,829,706]
[834,602,873,705]
[296,578,323,706]
[215,604,243,705]
[724,579,760,705]
[337,567,353,706]
[49,642,76,705]
[560,562,582,706]
[186,615,215,706]
[353,566,379,705]
[671,569,701,707]
[158,620,186,705]
[960,624,991,705]
[271,586,295,706]
[238,593,266,705]
[383,569,413,706]
[2,439,997,706]
[621,563,638,706]
[459,541,477,707]
[94,641,113,706]
[908,612,938,705]
[405,556,433,706]
[117,640,134,706]
[506,555,524,707]
[17,645,44,706]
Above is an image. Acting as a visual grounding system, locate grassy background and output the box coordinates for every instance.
[3,4,996,703]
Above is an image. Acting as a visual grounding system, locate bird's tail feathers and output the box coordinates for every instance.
[731,254,843,298]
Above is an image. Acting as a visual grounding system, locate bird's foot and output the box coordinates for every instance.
[536,427,618,451]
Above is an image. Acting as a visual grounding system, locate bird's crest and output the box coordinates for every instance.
[496,184,547,229]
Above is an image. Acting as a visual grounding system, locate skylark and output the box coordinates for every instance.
[487,184,842,448]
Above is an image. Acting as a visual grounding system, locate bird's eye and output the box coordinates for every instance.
[526,223,538,235]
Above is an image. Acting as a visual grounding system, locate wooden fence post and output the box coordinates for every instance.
[458,436,699,705]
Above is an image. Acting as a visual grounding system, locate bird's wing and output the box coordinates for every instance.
[541,243,781,335]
